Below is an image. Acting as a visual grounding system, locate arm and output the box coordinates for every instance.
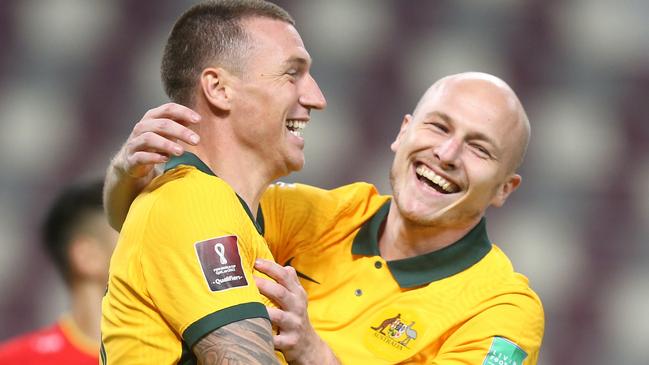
[254,259,340,365]
[194,318,280,365]
[103,102,202,230]
[138,181,283,364]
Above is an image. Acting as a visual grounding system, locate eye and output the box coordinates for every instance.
[285,68,299,77]
[426,122,449,133]
[469,143,491,158]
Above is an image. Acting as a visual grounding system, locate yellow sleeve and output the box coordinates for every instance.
[261,182,386,265]
[431,292,544,365]
[140,177,268,348]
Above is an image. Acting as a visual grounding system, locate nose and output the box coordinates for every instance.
[299,73,327,111]
[434,137,462,170]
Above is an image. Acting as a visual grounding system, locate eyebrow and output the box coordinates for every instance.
[425,111,500,151]
[283,56,310,68]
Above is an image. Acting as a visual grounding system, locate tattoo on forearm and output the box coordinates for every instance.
[194,318,279,365]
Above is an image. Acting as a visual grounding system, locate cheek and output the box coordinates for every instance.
[466,169,503,202]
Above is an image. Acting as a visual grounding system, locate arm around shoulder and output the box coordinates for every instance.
[103,102,202,231]
[103,148,159,231]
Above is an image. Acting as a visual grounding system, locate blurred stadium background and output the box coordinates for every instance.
[0,1,648,363]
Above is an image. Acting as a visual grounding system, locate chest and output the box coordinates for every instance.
[288,247,481,364]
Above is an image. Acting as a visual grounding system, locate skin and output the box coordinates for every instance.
[182,16,326,365]
[104,72,530,362]
[380,72,529,259]
[103,17,326,231]
[253,259,338,364]
[222,17,326,179]
[185,17,326,215]
[104,16,327,365]
[194,318,278,365]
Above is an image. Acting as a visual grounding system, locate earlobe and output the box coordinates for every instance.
[491,174,521,207]
[200,68,232,111]
[391,114,412,152]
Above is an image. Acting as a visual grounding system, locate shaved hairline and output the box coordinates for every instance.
[413,72,531,173]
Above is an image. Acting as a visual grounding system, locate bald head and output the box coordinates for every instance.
[414,72,530,173]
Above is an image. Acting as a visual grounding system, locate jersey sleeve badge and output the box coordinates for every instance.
[194,235,248,292]
[482,336,528,365]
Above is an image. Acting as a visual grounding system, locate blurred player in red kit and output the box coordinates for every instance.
[0,180,117,364]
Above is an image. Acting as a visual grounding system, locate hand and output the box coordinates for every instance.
[115,103,201,178]
[254,259,339,365]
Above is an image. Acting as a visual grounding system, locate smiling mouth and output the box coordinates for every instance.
[415,164,460,194]
[286,119,307,137]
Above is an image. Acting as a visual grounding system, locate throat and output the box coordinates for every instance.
[379,205,472,260]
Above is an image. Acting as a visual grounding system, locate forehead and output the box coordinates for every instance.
[242,17,311,65]
[415,80,520,137]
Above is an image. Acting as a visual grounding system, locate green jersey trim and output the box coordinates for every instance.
[182,302,269,349]
[352,200,492,288]
[165,152,265,235]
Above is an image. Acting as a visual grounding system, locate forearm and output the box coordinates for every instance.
[194,318,280,365]
[103,150,156,231]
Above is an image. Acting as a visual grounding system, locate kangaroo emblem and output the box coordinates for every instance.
[371,313,401,335]
[399,321,418,347]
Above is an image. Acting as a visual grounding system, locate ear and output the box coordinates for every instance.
[200,67,235,111]
[390,114,412,152]
[490,173,522,208]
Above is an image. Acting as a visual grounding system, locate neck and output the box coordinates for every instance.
[378,203,481,260]
[68,280,104,343]
[183,117,277,216]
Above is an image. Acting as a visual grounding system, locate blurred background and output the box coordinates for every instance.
[0,0,647,363]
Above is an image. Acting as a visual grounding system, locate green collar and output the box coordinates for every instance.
[351,201,492,288]
[164,152,265,235]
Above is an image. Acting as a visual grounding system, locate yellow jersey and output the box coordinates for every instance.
[101,153,279,364]
[261,182,544,364]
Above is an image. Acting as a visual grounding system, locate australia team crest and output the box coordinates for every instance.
[363,309,425,361]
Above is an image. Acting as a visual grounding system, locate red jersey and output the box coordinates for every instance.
[0,315,98,365]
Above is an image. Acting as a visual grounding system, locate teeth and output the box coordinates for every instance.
[286,119,307,131]
[415,165,457,193]
[289,130,302,137]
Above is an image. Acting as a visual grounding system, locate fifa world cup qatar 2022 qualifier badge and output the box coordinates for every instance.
[194,235,248,291]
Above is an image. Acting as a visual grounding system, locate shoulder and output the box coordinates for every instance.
[138,166,242,220]
[151,166,237,202]
[264,181,380,197]
[262,181,388,213]
[476,246,545,340]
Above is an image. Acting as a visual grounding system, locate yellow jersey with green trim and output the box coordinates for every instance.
[101,153,282,364]
[261,182,544,364]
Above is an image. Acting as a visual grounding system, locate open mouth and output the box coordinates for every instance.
[286,119,307,137]
[415,163,460,194]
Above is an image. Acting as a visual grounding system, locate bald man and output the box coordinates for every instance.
[104,72,544,364]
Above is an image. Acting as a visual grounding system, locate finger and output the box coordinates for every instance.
[128,151,169,166]
[123,151,167,178]
[133,118,199,146]
[268,308,299,351]
[272,333,298,351]
[254,276,291,309]
[255,259,302,293]
[129,131,185,157]
[266,307,292,329]
[142,102,201,125]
